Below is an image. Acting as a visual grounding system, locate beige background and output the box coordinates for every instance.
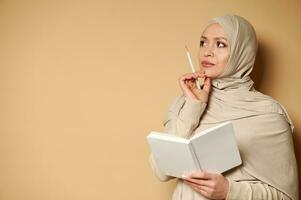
[0,0,300,199]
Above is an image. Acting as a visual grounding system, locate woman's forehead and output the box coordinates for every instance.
[201,23,228,41]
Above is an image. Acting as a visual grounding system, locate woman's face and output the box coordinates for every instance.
[198,23,230,78]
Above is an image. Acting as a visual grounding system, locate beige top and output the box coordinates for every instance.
[149,96,294,200]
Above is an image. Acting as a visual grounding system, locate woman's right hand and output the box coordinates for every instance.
[178,71,211,103]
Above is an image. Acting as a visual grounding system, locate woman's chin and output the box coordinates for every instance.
[203,69,219,78]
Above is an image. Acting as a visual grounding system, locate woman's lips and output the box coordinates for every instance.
[201,61,215,68]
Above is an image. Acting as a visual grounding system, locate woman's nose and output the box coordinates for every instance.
[204,47,214,57]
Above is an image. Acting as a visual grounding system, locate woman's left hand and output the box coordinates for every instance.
[181,170,229,200]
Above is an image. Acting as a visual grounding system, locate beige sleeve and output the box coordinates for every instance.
[149,95,207,182]
[225,178,292,200]
[164,96,207,138]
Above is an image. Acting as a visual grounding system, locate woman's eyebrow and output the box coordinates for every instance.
[201,36,228,41]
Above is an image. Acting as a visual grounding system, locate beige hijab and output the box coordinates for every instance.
[195,14,298,199]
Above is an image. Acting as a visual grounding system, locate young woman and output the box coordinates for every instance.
[149,14,298,200]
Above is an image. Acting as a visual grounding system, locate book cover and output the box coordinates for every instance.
[147,121,242,178]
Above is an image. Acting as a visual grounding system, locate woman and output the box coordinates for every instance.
[149,14,298,200]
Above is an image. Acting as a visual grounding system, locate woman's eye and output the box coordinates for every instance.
[200,40,206,47]
[217,41,227,48]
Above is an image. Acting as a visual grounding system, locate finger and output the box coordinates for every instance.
[195,72,206,78]
[188,170,212,180]
[183,180,211,196]
[183,177,213,187]
[196,69,206,74]
[191,87,201,94]
[183,179,212,190]
[181,73,197,79]
[184,179,215,199]
[190,79,198,86]
[190,77,198,85]
[202,77,211,93]
[191,82,197,89]
[187,81,193,88]
[180,73,198,81]
[183,79,194,85]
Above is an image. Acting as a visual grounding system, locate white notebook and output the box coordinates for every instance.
[147,121,242,178]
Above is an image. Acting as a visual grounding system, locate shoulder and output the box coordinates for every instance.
[252,90,288,112]
[252,90,294,132]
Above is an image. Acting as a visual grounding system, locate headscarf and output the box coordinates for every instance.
[202,14,294,131]
[185,14,298,199]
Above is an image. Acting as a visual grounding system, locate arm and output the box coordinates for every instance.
[163,95,207,138]
[149,95,207,182]
[226,179,291,200]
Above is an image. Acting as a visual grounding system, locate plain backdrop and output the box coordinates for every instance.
[0,0,300,199]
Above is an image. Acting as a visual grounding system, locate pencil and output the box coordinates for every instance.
[185,45,201,89]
